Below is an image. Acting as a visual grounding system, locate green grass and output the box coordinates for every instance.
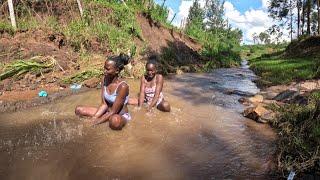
[0,20,14,35]
[271,91,320,175]
[17,16,40,31]
[250,56,320,86]
[62,69,103,84]
[241,44,287,60]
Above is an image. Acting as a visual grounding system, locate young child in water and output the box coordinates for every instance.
[129,56,170,112]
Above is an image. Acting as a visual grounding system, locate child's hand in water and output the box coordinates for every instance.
[146,106,154,114]
[89,117,100,126]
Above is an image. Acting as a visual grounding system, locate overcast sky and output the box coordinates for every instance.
[155,0,290,44]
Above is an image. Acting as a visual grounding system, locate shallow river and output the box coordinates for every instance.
[0,61,276,179]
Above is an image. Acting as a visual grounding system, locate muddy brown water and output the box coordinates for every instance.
[0,61,276,179]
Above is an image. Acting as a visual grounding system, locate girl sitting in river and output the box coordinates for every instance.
[129,56,171,112]
[75,53,131,130]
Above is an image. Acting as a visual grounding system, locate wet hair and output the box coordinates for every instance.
[107,53,130,71]
[146,55,157,68]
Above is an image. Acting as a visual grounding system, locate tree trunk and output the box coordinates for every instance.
[297,0,301,37]
[169,13,177,24]
[302,0,305,34]
[8,0,16,30]
[76,0,83,17]
[307,0,311,35]
[290,0,293,41]
[317,0,320,34]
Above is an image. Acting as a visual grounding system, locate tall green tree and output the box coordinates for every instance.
[205,0,225,30]
[259,32,271,44]
[185,0,205,39]
[269,0,320,38]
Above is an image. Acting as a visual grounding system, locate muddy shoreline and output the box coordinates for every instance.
[0,87,91,113]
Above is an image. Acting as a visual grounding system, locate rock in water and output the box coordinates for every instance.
[238,97,251,106]
[272,90,299,102]
[243,104,275,123]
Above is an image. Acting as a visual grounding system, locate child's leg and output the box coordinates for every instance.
[75,105,98,117]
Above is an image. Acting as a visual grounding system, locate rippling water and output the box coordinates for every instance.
[0,62,276,179]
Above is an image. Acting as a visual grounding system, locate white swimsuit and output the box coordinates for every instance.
[103,81,131,121]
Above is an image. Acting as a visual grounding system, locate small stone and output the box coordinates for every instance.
[272,90,299,102]
[238,97,251,106]
[180,66,191,72]
[176,69,184,75]
[249,95,264,104]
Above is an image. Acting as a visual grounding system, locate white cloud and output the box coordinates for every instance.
[261,0,270,9]
[171,0,206,27]
[224,1,290,44]
[170,0,290,44]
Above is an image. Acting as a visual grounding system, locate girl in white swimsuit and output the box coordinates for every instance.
[75,53,131,130]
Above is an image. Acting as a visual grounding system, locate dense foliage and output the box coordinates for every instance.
[185,0,243,68]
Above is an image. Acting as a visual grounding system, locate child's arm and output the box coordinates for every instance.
[138,76,146,107]
[93,77,108,118]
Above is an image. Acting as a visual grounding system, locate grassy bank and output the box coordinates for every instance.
[271,91,320,176]
[244,43,320,87]
[245,40,320,177]
[241,44,287,60]
[250,56,320,86]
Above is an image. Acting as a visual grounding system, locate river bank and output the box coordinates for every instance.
[241,41,320,177]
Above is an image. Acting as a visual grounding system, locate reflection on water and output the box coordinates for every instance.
[0,64,276,179]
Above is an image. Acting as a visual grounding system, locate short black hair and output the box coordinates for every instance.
[107,53,130,71]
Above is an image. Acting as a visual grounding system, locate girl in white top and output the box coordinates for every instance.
[75,53,131,130]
